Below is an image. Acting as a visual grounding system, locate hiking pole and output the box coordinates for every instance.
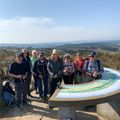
[39,104,49,120]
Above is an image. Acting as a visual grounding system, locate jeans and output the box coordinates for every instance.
[33,74,38,92]
[3,92,15,106]
[50,77,62,97]
[26,74,32,96]
[37,75,48,98]
[63,74,74,84]
[15,81,27,107]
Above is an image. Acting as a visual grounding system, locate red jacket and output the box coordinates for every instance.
[74,57,84,69]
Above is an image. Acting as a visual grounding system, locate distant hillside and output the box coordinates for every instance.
[56,40,120,52]
[0,40,120,49]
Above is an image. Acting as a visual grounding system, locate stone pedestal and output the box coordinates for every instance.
[97,99,120,120]
[58,106,76,120]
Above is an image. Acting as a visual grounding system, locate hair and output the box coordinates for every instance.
[50,49,60,59]
[64,54,71,60]
[22,51,30,59]
[32,50,37,55]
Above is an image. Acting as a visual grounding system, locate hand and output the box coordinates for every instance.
[93,71,98,77]
[53,74,58,79]
[33,72,36,76]
[65,67,69,72]
[86,72,92,76]
[77,66,80,70]
[23,75,27,80]
[17,75,23,80]
[63,69,67,73]
[39,75,44,80]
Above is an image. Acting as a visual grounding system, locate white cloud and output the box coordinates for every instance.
[0,17,119,43]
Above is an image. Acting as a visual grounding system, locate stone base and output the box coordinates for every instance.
[58,106,76,120]
[97,99,120,120]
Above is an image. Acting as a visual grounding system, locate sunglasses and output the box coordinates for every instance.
[89,55,95,58]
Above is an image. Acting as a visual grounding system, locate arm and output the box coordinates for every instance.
[72,63,75,73]
[32,61,38,75]
[57,60,63,76]
[99,61,104,74]
[47,61,54,76]
[22,72,28,80]
[9,63,23,80]
[83,60,88,72]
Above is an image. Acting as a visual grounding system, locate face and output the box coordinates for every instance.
[16,56,23,63]
[65,57,70,62]
[53,53,59,60]
[89,55,96,61]
[32,52,38,57]
[23,51,27,57]
[76,54,81,59]
[39,54,44,59]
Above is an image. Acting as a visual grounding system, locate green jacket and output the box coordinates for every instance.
[30,57,38,69]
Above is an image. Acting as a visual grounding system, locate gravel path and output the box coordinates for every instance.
[1,91,107,120]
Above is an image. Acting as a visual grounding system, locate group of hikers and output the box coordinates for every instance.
[1,48,104,108]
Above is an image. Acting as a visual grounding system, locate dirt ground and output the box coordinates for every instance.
[0,91,107,120]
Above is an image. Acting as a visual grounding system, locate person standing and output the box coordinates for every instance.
[9,53,28,108]
[74,52,85,84]
[31,50,38,94]
[63,54,75,84]
[47,49,63,97]
[22,49,32,97]
[33,52,48,101]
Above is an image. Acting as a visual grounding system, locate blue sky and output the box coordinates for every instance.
[0,0,120,43]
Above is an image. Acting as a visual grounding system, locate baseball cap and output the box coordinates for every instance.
[89,51,96,56]
[22,49,28,53]
[15,52,23,57]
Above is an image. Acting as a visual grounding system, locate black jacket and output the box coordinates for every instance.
[47,58,63,78]
[33,58,48,78]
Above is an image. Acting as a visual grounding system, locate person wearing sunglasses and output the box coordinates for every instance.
[83,51,104,82]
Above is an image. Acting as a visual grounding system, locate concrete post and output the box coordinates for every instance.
[58,106,76,120]
[97,99,120,120]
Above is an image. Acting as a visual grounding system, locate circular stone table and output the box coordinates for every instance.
[49,68,120,120]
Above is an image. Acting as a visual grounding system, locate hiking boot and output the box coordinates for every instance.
[22,100,28,105]
[39,96,44,101]
[28,94,34,98]
[35,91,39,94]
[48,105,54,110]
[16,104,21,108]
[43,96,48,102]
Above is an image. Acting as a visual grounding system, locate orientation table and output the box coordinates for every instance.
[49,68,120,120]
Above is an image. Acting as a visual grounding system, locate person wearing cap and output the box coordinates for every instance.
[74,52,85,84]
[47,49,63,97]
[83,51,104,82]
[33,52,48,101]
[22,49,32,98]
[63,54,75,84]
[9,53,28,108]
[30,50,38,94]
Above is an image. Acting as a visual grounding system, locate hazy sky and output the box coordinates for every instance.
[0,0,120,43]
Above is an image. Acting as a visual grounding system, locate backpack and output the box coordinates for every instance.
[85,59,101,72]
